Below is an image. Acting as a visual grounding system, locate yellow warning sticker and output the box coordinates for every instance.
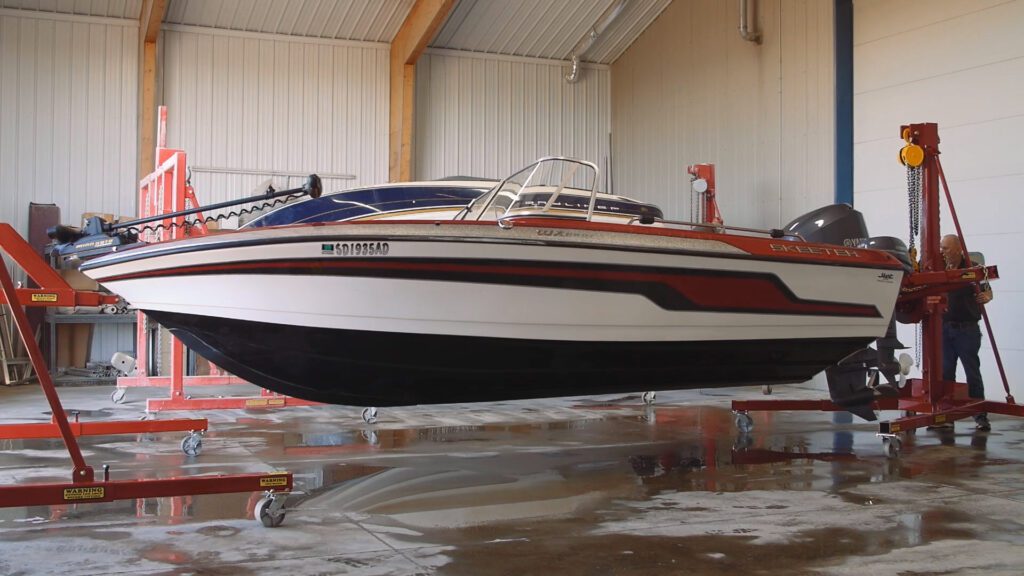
[31,293,58,303]
[934,415,947,423]
[259,474,289,488]
[889,424,901,433]
[63,486,105,501]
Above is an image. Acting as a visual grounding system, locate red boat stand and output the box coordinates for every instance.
[0,236,293,527]
[730,123,1023,456]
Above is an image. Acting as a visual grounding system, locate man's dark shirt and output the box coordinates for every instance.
[945,283,983,323]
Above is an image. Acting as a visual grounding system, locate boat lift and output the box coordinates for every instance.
[0,237,293,526]
[731,122,1023,457]
[111,106,321,412]
[0,222,207,452]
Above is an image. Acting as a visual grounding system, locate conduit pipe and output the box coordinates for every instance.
[565,0,629,83]
[739,0,761,44]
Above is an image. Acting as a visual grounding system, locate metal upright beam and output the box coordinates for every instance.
[834,0,853,205]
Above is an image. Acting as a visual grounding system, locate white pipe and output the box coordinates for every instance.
[739,0,761,44]
[566,0,629,83]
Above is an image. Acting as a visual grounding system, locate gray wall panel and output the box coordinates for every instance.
[160,26,389,226]
[415,49,611,188]
[610,0,834,229]
[0,11,137,363]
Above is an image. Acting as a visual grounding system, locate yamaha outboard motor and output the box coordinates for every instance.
[783,203,909,421]
[781,203,868,247]
[858,236,913,273]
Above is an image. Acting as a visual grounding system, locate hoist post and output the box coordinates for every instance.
[900,123,947,402]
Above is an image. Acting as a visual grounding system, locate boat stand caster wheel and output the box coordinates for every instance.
[180,431,203,457]
[111,388,127,404]
[761,385,772,396]
[361,429,379,445]
[361,407,378,425]
[734,411,754,434]
[255,492,287,528]
[882,436,902,459]
[641,391,656,405]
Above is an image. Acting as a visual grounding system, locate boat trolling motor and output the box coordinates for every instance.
[48,174,323,268]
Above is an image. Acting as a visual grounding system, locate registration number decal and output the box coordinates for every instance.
[325,242,390,256]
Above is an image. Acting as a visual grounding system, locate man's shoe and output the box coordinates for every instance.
[975,417,991,431]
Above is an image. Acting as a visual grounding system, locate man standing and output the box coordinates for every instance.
[939,234,994,431]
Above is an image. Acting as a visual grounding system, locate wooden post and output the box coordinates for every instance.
[138,0,168,180]
[389,0,455,182]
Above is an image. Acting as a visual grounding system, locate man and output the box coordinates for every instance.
[939,234,993,431]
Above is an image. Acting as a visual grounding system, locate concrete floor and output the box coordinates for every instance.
[0,382,1023,575]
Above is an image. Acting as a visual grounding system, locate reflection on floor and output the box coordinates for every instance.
[0,383,1022,575]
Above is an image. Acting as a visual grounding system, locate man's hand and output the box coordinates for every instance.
[976,290,993,305]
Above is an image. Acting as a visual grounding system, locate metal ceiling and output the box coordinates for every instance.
[163,0,414,43]
[1,0,669,63]
[0,0,142,20]
[432,0,670,64]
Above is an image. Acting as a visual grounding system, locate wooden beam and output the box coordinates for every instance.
[138,0,168,181]
[140,0,167,43]
[389,0,455,182]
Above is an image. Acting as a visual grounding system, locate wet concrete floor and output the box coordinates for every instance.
[0,382,1023,575]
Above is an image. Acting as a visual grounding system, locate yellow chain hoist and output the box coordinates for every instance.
[898,127,925,168]
[900,127,923,271]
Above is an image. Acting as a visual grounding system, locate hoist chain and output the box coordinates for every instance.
[907,165,921,253]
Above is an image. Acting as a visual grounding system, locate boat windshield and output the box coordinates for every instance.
[461,157,599,221]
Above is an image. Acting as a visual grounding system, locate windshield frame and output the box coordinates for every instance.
[459,157,600,222]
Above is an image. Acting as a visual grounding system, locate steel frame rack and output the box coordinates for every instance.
[0,249,292,525]
[112,106,319,413]
[0,222,208,445]
[731,123,1023,455]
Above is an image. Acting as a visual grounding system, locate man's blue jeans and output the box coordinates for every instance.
[942,322,986,417]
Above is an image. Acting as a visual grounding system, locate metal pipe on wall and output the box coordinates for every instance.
[739,0,762,44]
[566,0,629,83]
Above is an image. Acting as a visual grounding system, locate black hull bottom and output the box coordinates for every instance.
[147,311,873,407]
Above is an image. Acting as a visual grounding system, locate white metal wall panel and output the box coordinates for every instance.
[610,0,834,229]
[0,10,137,361]
[414,49,611,189]
[160,26,389,224]
[854,0,1024,396]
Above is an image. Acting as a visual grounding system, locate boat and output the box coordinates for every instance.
[78,158,906,407]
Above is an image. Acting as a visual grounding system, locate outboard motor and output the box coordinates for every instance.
[780,203,868,247]
[783,203,912,420]
[858,236,913,273]
[47,216,140,269]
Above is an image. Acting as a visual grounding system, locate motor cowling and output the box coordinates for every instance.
[781,203,869,247]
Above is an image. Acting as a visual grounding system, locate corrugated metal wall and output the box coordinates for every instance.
[610,0,834,228]
[159,25,390,225]
[854,0,1024,396]
[414,49,611,188]
[0,10,138,360]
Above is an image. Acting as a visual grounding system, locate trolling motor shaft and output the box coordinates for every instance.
[47,174,323,264]
[111,174,323,231]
